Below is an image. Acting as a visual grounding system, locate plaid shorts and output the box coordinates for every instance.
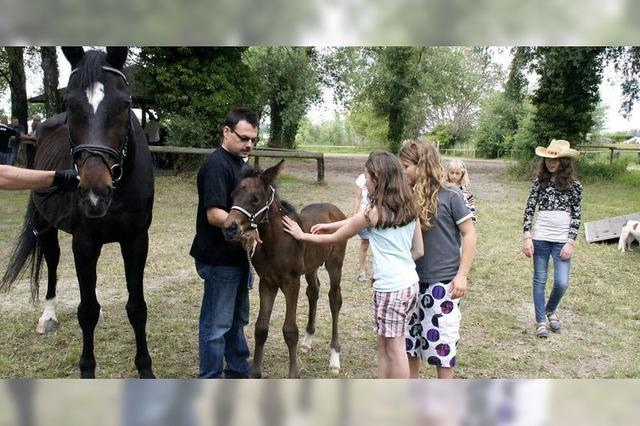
[372,283,419,337]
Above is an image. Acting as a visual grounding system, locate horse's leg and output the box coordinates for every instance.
[251,279,277,379]
[36,227,60,334]
[325,257,344,375]
[120,232,154,378]
[72,234,102,378]
[300,272,320,354]
[282,280,301,378]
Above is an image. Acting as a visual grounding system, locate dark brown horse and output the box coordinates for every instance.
[1,47,155,378]
[223,160,346,378]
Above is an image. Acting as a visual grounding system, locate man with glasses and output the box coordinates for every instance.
[190,107,259,378]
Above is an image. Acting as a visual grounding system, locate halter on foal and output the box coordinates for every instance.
[224,160,347,378]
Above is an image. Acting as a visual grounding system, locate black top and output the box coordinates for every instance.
[190,147,248,266]
[0,124,18,153]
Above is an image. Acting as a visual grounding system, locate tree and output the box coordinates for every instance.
[529,47,606,148]
[4,47,28,128]
[136,47,262,147]
[244,47,322,149]
[40,46,63,117]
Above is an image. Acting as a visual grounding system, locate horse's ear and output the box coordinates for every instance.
[62,47,85,69]
[106,47,128,69]
[260,159,285,186]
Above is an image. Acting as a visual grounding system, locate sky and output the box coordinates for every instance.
[3,47,640,133]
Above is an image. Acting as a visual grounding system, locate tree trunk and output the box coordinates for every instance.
[6,47,28,128]
[269,101,284,148]
[387,106,404,154]
[40,46,63,117]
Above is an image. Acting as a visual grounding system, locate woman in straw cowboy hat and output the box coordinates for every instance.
[522,139,582,338]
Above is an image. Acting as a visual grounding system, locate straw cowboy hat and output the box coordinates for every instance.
[535,139,580,159]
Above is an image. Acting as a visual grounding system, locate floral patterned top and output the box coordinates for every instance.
[460,187,477,227]
[523,179,582,241]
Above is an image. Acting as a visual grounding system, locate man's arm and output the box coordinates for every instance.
[206,207,228,228]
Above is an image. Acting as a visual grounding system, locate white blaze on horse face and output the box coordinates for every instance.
[85,82,105,114]
[88,190,100,207]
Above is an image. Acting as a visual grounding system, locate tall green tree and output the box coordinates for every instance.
[529,47,606,148]
[40,46,63,117]
[136,47,261,147]
[2,47,28,128]
[244,47,322,149]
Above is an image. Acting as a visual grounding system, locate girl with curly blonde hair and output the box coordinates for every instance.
[399,139,477,379]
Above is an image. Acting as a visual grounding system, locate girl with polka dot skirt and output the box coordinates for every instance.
[399,140,477,379]
[284,151,423,378]
[446,159,477,227]
[522,139,582,338]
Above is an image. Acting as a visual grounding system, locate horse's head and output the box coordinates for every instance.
[223,160,284,242]
[62,46,131,218]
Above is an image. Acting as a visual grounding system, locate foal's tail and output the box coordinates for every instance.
[1,197,45,302]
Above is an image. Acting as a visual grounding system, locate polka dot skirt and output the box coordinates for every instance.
[405,281,461,368]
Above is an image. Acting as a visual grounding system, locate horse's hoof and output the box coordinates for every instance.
[80,370,96,379]
[250,371,263,379]
[299,344,311,354]
[330,367,340,376]
[139,369,155,379]
[36,319,58,335]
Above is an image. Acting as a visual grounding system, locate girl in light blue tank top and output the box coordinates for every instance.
[283,151,423,378]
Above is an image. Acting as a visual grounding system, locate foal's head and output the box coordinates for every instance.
[62,47,131,218]
[223,160,284,243]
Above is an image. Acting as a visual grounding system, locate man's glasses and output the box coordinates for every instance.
[231,128,260,144]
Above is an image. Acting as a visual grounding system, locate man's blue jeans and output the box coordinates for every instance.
[532,240,571,323]
[196,261,252,378]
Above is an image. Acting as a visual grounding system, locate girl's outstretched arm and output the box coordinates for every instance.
[284,211,369,244]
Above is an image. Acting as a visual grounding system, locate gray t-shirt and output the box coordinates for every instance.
[415,186,473,283]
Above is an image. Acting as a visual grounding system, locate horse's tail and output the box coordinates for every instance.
[1,197,45,302]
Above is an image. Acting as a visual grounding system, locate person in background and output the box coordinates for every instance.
[8,117,26,166]
[522,139,581,338]
[352,172,371,282]
[446,159,477,227]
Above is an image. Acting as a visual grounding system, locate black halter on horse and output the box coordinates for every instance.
[66,65,132,186]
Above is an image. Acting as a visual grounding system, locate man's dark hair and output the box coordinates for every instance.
[224,107,259,130]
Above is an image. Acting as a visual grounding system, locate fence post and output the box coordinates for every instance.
[609,147,614,165]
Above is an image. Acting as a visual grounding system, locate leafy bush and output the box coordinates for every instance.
[576,158,629,182]
[430,123,456,149]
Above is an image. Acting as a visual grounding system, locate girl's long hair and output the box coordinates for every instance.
[536,157,575,190]
[446,159,470,190]
[364,150,418,229]
[399,139,445,231]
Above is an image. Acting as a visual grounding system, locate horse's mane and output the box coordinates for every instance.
[72,50,107,89]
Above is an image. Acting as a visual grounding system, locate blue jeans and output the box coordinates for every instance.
[196,261,252,378]
[0,151,10,165]
[8,143,18,165]
[532,240,571,323]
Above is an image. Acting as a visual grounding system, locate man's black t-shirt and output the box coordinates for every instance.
[0,124,18,153]
[190,147,248,266]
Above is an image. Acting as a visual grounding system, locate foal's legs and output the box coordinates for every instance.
[251,280,278,378]
[325,258,344,375]
[36,227,60,334]
[120,232,155,378]
[282,280,301,378]
[300,271,320,353]
[72,234,102,378]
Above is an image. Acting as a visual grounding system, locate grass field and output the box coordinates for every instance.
[1,156,639,378]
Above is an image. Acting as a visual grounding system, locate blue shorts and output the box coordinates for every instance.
[358,228,370,240]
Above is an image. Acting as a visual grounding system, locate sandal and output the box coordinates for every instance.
[356,272,368,282]
[546,312,561,332]
[535,322,548,338]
